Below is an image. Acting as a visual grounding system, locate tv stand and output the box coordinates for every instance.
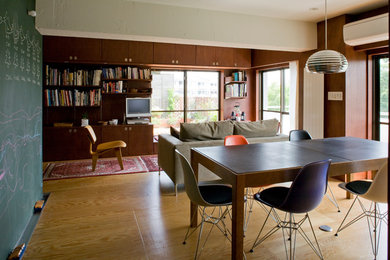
[127,118,150,124]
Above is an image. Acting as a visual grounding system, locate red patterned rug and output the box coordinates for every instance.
[44,155,159,180]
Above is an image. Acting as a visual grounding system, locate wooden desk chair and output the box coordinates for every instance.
[84,125,127,171]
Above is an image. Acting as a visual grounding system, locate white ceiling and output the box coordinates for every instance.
[130,0,388,22]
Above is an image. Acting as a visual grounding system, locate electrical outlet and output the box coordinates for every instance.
[328,91,343,101]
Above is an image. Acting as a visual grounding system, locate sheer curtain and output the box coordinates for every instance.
[289,61,299,131]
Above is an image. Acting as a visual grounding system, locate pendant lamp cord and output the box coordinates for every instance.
[325,0,327,50]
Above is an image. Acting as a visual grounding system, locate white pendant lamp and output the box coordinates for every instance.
[305,0,348,74]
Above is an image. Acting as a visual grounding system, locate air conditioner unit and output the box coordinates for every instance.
[343,13,388,46]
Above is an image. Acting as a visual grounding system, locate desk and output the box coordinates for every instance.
[190,137,387,260]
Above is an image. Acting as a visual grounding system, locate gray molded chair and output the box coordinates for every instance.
[250,160,331,260]
[176,150,233,260]
[335,162,388,259]
[289,130,340,212]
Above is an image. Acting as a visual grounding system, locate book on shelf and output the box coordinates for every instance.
[225,83,247,98]
[45,65,102,86]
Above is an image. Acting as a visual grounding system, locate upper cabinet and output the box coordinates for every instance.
[196,46,235,67]
[102,39,153,64]
[233,48,251,68]
[153,43,196,65]
[43,36,102,63]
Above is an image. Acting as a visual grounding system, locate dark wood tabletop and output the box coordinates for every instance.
[190,136,388,260]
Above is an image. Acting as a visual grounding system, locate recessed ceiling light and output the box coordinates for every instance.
[309,7,319,11]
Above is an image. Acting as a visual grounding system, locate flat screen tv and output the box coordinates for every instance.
[125,98,151,118]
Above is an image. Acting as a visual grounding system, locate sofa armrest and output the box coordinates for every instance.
[158,134,183,184]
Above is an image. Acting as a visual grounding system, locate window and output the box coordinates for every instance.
[151,70,219,135]
[259,68,290,135]
[373,55,388,142]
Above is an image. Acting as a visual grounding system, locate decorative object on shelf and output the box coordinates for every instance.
[81,112,89,127]
[234,102,241,121]
[305,0,348,74]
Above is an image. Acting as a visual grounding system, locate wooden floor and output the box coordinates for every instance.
[24,171,388,260]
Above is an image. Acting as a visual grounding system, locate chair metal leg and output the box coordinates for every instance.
[326,185,340,212]
[335,196,360,235]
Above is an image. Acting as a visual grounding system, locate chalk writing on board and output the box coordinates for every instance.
[0,11,41,85]
[0,108,42,219]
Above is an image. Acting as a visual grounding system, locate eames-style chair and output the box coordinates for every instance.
[224,134,249,146]
[289,130,340,212]
[176,150,233,259]
[250,160,331,260]
[84,125,127,171]
[335,162,388,259]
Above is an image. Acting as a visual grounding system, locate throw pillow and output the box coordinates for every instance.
[179,121,234,141]
[233,119,279,138]
[170,126,180,139]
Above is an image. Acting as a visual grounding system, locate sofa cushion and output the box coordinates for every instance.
[233,119,279,138]
[179,121,234,141]
[170,126,180,139]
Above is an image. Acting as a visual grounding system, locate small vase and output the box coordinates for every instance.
[81,118,89,127]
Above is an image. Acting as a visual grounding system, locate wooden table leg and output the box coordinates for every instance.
[190,151,199,228]
[232,176,245,260]
[346,173,353,199]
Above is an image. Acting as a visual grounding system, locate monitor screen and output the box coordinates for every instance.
[126,98,151,118]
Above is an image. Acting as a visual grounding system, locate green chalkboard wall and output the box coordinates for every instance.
[0,0,42,259]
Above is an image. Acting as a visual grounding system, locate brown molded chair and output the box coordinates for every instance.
[84,125,127,171]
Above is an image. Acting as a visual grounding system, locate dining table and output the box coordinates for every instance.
[190,136,388,260]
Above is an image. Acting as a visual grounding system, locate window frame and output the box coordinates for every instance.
[259,67,290,134]
[151,69,220,127]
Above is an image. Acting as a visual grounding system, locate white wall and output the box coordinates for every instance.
[303,70,324,138]
[36,0,317,52]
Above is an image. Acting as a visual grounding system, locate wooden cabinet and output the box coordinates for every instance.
[43,36,102,63]
[43,127,93,161]
[233,49,251,68]
[196,46,235,67]
[101,125,153,156]
[153,43,196,65]
[102,39,153,64]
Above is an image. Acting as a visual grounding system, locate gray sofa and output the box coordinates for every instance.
[158,119,288,193]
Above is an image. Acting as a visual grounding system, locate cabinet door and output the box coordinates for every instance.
[102,39,129,64]
[128,41,153,64]
[43,127,76,161]
[233,48,251,68]
[43,36,73,62]
[71,37,102,62]
[153,43,176,64]
[195,46,215,66]
[43,36,101,63]
[127,125,153,155]
[215,47,234,67]
[175,44,196,65]
[72,127,92,160]
[101,125,129,157]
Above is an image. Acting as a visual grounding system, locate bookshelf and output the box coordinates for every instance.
[224,71,247,99]
[43,64,152,126]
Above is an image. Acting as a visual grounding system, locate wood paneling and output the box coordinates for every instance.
[233,48,251,68]
[196,46,234,67]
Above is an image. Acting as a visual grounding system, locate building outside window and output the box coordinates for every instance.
[151,70,219,135]
[259,68,290,135]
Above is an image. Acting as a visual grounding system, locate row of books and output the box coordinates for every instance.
[225,71,247,83]
[101,67,151,80]
[225,83,247,98]
[45,66,102,86]
[44,89,101,107]
[102,81,123,93]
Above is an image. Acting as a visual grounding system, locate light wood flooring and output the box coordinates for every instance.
[24,170,388,259]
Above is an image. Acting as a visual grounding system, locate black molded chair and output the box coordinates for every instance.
[250,160,331,260]
[289,130,340,212]
[176,150,233,259]
[335,162,388,259]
